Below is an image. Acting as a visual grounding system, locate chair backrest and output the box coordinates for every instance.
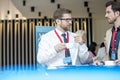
[35,26,55,54]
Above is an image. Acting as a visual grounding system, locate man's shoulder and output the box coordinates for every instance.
[106,28,112,35]
[106,28,112,32]
[43,30,54,36]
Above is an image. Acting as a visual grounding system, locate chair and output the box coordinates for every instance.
[35,26,55,67]
[35,26,55,54]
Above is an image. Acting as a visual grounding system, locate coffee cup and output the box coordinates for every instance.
[66,43,74,49]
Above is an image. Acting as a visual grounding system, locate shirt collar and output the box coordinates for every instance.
[112,26,120,32]
[55,28,68,36]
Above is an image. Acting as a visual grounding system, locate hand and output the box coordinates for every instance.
[74,35,85,45]
[115,59,120,65]
[93,60,104,66]
[92,57,104,65]
[54,43,66,53]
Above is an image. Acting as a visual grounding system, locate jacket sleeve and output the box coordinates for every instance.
[78,43,90,64]
[37,35,57,65]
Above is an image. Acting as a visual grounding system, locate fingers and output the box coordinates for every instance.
[74,35,81,42]
[115,60,120,65]
[54,43,66,53]
[93,60,105,66]
[74,36,84,44]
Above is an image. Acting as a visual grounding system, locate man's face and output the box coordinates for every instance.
[59,13,72,31]
[105,5,118,24]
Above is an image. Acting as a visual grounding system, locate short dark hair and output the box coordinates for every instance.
[88,42,97,56]
[100,42,105,48]
[105,1,120,12]
[53,8,72,20]
[88,42,97,51]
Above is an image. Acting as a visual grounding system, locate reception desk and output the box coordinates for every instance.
[1,65,120,80]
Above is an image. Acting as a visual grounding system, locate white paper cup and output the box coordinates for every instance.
[104,61,116,66]
[66,43,74,49]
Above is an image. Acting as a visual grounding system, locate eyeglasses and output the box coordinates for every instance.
[59,18,73,22]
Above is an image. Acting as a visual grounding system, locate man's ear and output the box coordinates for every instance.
[115,11,120,16]
[56,19,61,24]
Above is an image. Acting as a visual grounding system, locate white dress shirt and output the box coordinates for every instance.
[37,28,89,67]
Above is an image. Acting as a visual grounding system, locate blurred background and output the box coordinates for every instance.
[0,0,117,69]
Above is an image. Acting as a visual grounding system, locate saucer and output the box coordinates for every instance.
[104,61,116,66]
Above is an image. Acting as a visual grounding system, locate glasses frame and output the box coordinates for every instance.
[59,18,73,22]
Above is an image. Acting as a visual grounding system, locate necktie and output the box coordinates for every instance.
[111,30,117,60]
[61,33,72,65]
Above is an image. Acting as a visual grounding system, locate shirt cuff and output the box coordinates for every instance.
[79,43,88,52]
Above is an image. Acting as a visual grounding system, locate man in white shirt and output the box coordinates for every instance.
[37,8,91,67]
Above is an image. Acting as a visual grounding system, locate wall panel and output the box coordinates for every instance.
[0,18,92,70]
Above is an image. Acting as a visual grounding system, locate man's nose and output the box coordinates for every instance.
[105,14,108,18]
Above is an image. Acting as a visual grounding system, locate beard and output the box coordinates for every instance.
[108,20,114,24]
[60,24,71,32]
[107,17,117,24]
[64,26,70,31]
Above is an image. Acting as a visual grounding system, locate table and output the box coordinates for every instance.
[0,65,120,80]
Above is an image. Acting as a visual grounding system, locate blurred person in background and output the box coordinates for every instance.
[94,1,120,65]
[104,1,120,65]
[88,42,97,57]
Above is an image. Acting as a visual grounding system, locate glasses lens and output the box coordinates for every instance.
[60,18,73,21]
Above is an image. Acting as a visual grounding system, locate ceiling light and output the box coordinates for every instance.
[31,6,35,12]
[57,4,60,9]
[88,13,92,17]
[87,8,90,12]
[44,16,48,20]
[23,0,26,6]
[38,12,41,17]
[15,14,19,18]
[7,10,10,14]
[51,0,55,3]
[84,1,88,7]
